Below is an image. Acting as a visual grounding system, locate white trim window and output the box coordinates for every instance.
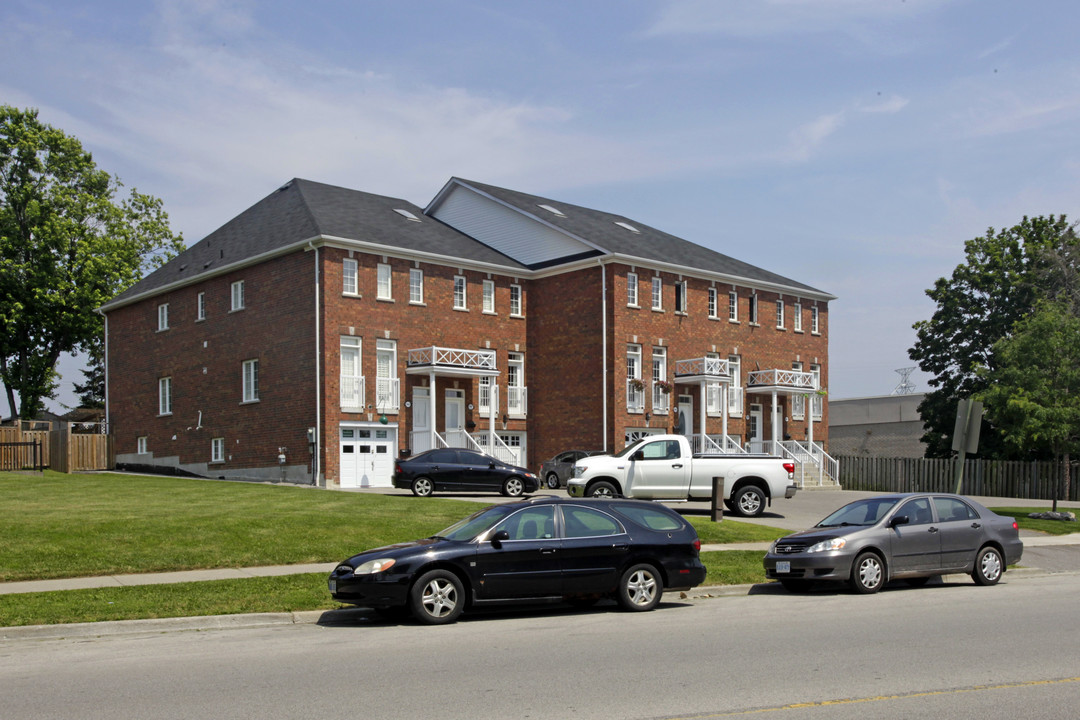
[811,305,820,334]
[340,336,363,411]
[728,356,743,416]
[231,280,245,311]
[454,276,467,310]
[409,268,424,304]
[377,263,392,300]
[211,437,225,463]
[510,284,522,316]
[748,293,758,324]
[137,436,148,454]
[157,303,169,331]
[158,376,172,415]
[793,301,803,332]
[343,259,358,296]
[706,352,722,414]
[792,361,805,420]
[652,347,669,413]
[811,364,823,419]
[776,299,785,329]
[478,376,492,414]
[242,359,259,403]
[627,272,638,307]
[482,279,495,313]
[626,344,644,412]
[728,290,738,322]
[508,352,526,416]
[651,277,663,311]
[708,288,718,319]
[674,281,687,314]
[376,339,399,412]
[196,292,206,321]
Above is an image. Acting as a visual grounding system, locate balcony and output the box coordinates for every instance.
[747,369,816,391]
[340,375,365,411]
[627,380,645,413]
[652,382,670,413]
[674,356,731,380]
[375,377,400,412]
[408,346,497,370]
[508,386,528,416]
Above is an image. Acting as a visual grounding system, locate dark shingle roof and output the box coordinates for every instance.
[103,179,529,309]
[452,178,831,296]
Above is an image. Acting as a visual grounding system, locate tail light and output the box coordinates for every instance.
[783,462,795,476]
[1012,521,1019,531]
[693,539,701,552]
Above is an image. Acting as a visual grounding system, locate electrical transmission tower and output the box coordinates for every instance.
[892,367,917,395]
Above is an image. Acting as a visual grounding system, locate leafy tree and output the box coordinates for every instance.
[978,301,1080,509]
[0,106,183,419]
[909,216,1077,458]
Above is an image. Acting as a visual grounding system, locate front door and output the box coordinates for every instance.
[445,389,466,447]
[411,387,431,454]
[748,404,764,453]
[677,396,693,439]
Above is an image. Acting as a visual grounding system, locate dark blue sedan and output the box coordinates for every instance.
[328,496,707,624]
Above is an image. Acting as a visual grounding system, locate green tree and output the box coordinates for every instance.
[978,301,1080,509]
[0,106,183,419]
[71,342,105,409]
[908,216,1077,458]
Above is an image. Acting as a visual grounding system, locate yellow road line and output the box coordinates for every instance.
[666,677,1080,718]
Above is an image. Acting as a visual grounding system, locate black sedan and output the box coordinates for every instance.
[763,493,1024,593]
[328,496,707,624]
[392,448,540,497]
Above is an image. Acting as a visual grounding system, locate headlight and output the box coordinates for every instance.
[806,538,846,553]
[353,558,396,574]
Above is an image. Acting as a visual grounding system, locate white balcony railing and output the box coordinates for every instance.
[375,377,400,412]
[627,380,645,412]
[675,356,730,378]
[652,383,670,413]
[407,346,497,371]
[340,375,365,411]
[507,386,528,416]
[747,369,816,390]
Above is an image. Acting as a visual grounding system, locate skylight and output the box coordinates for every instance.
[394,208,422,222]
[537,204,566,218]
[614,221,641,233]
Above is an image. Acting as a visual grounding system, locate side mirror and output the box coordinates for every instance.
[491,530,510,549]
[890,515,909,528]
[489,461,497,469]
[632,450,645,461]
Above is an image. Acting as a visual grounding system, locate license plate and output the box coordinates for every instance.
[775,561,791,574]
[328,579,337,593]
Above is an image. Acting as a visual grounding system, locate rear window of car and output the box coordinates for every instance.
[612,506,684,532]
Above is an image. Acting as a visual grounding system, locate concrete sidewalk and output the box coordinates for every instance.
[2,532,1076,596]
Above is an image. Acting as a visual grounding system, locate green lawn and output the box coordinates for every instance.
[989,507,1080,535]
[0,470,783,626]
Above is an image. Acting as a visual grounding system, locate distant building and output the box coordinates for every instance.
[828,393,926,458]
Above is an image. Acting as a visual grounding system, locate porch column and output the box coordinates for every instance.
[698,380,707,452]
[771,390,779,450]
[489,381,497,456]
[807,393,814,449]
[721,383,729,448]
[429,371,437,450]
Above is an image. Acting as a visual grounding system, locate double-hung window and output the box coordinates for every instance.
[242,359,259,403]
[377,263,392,300]
[196,292,206,321]
[627,272,638,306]
[508,352,526,415]
[651,277,663,311]
[157,303,169,331]
[478,376,493,414]
[728,290,738,322]
[454,276,467,310]
[652,347,669,413]
[728,356,743,416]
[626,344,644,412]
[231,281,245,311]
[708,288,718,319]
[510,284,522,316]
[793,301,803,332]
[811,306,820,334]
[158,377,172,415]
[340,337,362,410]
[482,280,495,313]
[343,259,358,295]
[376,339,398,412]
[409,268,424,304]
[211,438,225,463]
[776,299,785,329]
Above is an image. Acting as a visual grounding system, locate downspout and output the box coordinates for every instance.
[599,259,608,453]
[100,310,109,433]
[309,242,322,486]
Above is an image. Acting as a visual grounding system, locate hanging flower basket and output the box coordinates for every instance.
[629,378,646,391]
[655,380,673,394]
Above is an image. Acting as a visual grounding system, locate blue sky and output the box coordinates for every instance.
[3,0,1079,413]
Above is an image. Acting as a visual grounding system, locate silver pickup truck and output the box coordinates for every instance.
[566,434,797,517]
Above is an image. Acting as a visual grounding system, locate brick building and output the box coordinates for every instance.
[100,177,836,488]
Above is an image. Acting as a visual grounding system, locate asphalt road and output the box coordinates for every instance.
[3,572,1079,719]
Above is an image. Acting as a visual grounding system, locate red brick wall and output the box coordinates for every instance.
[107,250,317,476]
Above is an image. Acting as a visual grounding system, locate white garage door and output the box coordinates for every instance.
[340,426,396,488]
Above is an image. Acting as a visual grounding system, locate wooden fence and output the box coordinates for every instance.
[836,455,1078,501]
[0,424,113,473]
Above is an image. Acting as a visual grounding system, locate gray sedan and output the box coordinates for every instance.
[763,493,1023,593]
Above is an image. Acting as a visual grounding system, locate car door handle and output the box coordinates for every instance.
[540,548,557,555]
[928,527,939,533]
[612,543,629,551]
[971,523,982,529]
[672,464,683,469]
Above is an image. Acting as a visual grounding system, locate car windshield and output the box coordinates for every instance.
[433,505,518,542]
[816,497,901,527]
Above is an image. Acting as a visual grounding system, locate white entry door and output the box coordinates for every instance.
[445,389,466,447]
[340,426,396,488]
[747,404,764,453]
[411,387,431,454]
[677,396,693,438]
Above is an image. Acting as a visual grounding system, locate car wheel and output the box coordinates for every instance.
[972,546,1003,586]
[410,569,465,624]
[545,472,561,490]
[587,480,618,498]
[732,485,766,517]
[411,477,434,497]
[904,576,931,588]
[850,551,885,594]
[780,579,812,593]
[502,476,525,497]
[616,563,663,611]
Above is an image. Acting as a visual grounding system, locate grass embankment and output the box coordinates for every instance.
[989,507,1079,535]
[0,471,787,626]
